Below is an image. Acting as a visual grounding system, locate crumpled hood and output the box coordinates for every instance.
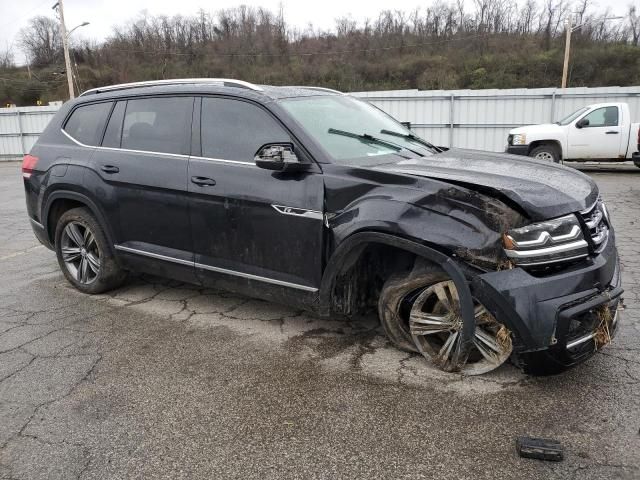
[373,148,598,221]
[509,123,564,135]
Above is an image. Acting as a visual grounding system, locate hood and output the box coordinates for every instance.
[372,148,598,221]
[509,123,563,135]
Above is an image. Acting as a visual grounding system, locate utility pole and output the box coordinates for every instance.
[53,0,75,99]
[561,16,572,89]
[561,14,623,89]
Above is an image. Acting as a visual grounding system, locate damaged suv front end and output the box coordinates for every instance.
[281,94,622,375]
[473,197,621,374]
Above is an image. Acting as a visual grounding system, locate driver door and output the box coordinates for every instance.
[187,97,324,304]
[568,106,623,159]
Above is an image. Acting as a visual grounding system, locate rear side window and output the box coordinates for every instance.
[201,97,290,161]
[121,97,193,155]
[64,102,112,146]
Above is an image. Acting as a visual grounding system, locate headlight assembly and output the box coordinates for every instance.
[511,133,527,145]
[503,214,589,267]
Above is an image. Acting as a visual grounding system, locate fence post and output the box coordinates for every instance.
[449,94,455,148]
[17,110,27,157]
[550,90,556,123]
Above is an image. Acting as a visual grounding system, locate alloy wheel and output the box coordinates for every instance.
[60,221,101,285]
[408,280,512,375]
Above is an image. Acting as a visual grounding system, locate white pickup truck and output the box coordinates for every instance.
[506,102,640,167]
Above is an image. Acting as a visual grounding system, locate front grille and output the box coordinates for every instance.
[580,199,609,253]
[507,134,513,145]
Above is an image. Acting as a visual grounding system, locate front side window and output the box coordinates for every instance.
[200,97,290,161]
[64,102,112,146]
[581,106,619,128]
[279,95,433,165]
[121,97,193,155]
[557,107,588,126]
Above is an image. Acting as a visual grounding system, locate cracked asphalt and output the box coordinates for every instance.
[0,161,638,479]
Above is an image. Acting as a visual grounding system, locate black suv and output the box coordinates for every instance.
[23,79,622,375]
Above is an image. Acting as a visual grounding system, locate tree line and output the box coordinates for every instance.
[1,0,639,105]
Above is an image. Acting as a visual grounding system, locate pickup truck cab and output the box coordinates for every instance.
[506,102,640,165]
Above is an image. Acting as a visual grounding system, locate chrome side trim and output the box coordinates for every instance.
[504,239,589,259]
[508,225,582,248]
[190,155,254,166]
[272,204,323,220]
[80,78,263,96]
[566,332,595,349]
[114,244,319,292]
[114,245,194,266]
[194,262,318,292]
[61,129,191,159]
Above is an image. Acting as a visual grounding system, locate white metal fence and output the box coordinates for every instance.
[0,106,60,161]
[1,86,640,160]
[352,86,640,152]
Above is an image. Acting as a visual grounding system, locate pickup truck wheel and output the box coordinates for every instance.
[54,207,126,294]
[379,268,513,374]
[529,145,560,163]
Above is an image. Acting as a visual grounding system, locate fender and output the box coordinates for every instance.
[319,231,476,352]
[42,189,117,248]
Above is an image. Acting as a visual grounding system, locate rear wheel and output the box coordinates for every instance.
[378,266,513,374]
[54,207,126,294]
[529,144,560,163]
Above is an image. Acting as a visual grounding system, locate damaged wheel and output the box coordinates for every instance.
[379,268,513,374]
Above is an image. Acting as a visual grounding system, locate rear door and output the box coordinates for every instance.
[88,95,197,282]
[568,105,624,159]
[188,96,324,299]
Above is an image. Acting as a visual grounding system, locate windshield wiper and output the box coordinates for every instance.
[380,129,441,153]
[327,128,423,156]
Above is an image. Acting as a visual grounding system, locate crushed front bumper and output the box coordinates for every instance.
[470,234,622,375]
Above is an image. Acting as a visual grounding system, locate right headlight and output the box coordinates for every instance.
[503,214,589,267]
[511,133,527,145]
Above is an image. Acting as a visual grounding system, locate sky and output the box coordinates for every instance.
[0,0,634,64]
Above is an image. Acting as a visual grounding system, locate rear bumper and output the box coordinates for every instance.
[633,151,640,167]
[505,145,529,156]
[471,233,622,374]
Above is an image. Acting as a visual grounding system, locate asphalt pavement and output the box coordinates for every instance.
[0,162,638,479]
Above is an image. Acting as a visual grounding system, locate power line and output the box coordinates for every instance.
[0,0,53,32]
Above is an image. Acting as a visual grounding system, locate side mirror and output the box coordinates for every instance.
[576,118,589,129]
[254,143,307,172]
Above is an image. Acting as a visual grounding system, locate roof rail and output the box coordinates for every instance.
[79,78,263,97]
[290,86,344,95]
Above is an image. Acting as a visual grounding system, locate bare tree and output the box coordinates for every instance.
[628,5,640,45]
[19,16,61,67]
[0,46,14,69]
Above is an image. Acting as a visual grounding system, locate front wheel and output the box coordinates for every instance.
[529,145,560,163]
[54,207,126,294]
[378,267,513,375]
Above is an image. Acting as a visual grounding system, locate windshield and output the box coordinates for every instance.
[557,107,589,126]
[279,95,434,164]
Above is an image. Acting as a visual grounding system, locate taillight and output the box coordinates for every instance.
[22,154,38,179]
[637,127,640,151]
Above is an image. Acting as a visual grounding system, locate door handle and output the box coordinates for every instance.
[100,165,120,174]
[191,176,216,186]
[605,131,619,134]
